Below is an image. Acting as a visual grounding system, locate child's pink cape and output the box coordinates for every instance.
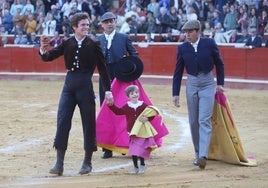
[96,78,169,154]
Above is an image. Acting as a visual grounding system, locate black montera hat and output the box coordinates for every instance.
[114,56,144,82]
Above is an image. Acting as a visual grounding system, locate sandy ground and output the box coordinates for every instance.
[0,79,268,188]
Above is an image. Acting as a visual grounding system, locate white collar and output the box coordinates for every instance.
[104,30,116,40]
[191,37,200,46]
[75,36,86,46]
[127,100,143,109]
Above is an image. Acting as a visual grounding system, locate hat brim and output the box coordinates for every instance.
[114,56,143,82]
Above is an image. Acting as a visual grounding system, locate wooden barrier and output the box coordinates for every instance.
[0,43,268,80]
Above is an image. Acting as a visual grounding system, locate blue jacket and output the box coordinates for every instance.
[245,35,262,48]
[173,37,225,96]
[97,32,138,65]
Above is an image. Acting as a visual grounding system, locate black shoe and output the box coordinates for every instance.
[198,157,207,169]
[101,151,113,159]
[193,158,199,166]
[79,163,92,175]
[49,164,63,176]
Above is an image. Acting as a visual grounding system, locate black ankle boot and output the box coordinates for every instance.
[49,149,65,176]
[79,151,93,175]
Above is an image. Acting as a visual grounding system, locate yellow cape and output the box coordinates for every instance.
[208,92,257,166]
[129,106,161,138]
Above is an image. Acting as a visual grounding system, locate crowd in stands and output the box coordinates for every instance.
[0,0,268,47]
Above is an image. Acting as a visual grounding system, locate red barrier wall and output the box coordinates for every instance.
[0,44,267,80]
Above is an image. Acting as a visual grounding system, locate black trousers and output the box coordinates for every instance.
[53,71,97,152]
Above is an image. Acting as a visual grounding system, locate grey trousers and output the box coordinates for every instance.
[186,71,215,158]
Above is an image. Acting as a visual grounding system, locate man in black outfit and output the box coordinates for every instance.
[39,12,112,175]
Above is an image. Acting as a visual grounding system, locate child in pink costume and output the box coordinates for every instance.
[106,85,159,174]
[96,78,169,155]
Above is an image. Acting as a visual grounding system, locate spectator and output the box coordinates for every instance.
[159,0,171,11]
[180,0,194,12]
[27,32,40,46]
[129,15,138,36]
[258,10,268,36]
[10,0,24,16]
[36,14,45,35]
[2,9,13,34]
[125,5,140,23]
[14,31,28,44]
[177,8,186,30]
[211,9,222,30]
[42,12,56,36]
[12,7,24,31]
[248,7,258,31]
[0,25,8,46]
[91,0,106,19]
[206,3,216,27]
[146,14,157,33]
[69,4,81,17]
[61,15,72,36]
[202,21,212,36]
[169,6,179,29]
[236,29,250,43]
[245,27,263,48]
[61,0,76,18]
[11,24,25,35]
[212,22,227,43]
[137,16,148,33]
[265,39,268,47]
[147,0,160,18]
[24,13,37,35]
[49,30,62,47]
[223,4,238,31]
[76,0,91,19]
[126,0,137,12]
[228,29,240,43]
[192,0,209,24]
[43,0,57,15]
[265,22,268,33]
[156,6,171,33]
[34,0,45,18]
[186,6,198,21]
[49,4,61,22]
[261,0,268,13]
[237,6,248,32]
[22,0,35,15]
[1,0,11,13]
[119,17,132,34]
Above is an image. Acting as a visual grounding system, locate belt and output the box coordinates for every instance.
[196,71,203,76]
[67,68,89,73]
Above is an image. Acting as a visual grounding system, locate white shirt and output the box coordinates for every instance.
[191,37,200,52]
[104,30,115,49]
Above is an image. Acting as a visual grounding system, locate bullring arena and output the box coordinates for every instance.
[0,43,268,188]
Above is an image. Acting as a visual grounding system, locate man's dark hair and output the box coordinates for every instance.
[70,12,89,28]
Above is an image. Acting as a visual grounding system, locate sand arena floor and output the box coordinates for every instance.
[0,80,268,188]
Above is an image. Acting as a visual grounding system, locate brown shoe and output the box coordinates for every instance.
[198,157,207,169]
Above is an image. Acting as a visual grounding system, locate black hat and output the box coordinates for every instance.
[100,12,116,22]
[114,56,144,82]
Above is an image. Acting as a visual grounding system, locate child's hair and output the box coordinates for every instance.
[125,85,139,97]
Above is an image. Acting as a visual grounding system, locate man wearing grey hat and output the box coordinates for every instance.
[97,12,138,159]
[172,19,225,170]
[245,28,262,48]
